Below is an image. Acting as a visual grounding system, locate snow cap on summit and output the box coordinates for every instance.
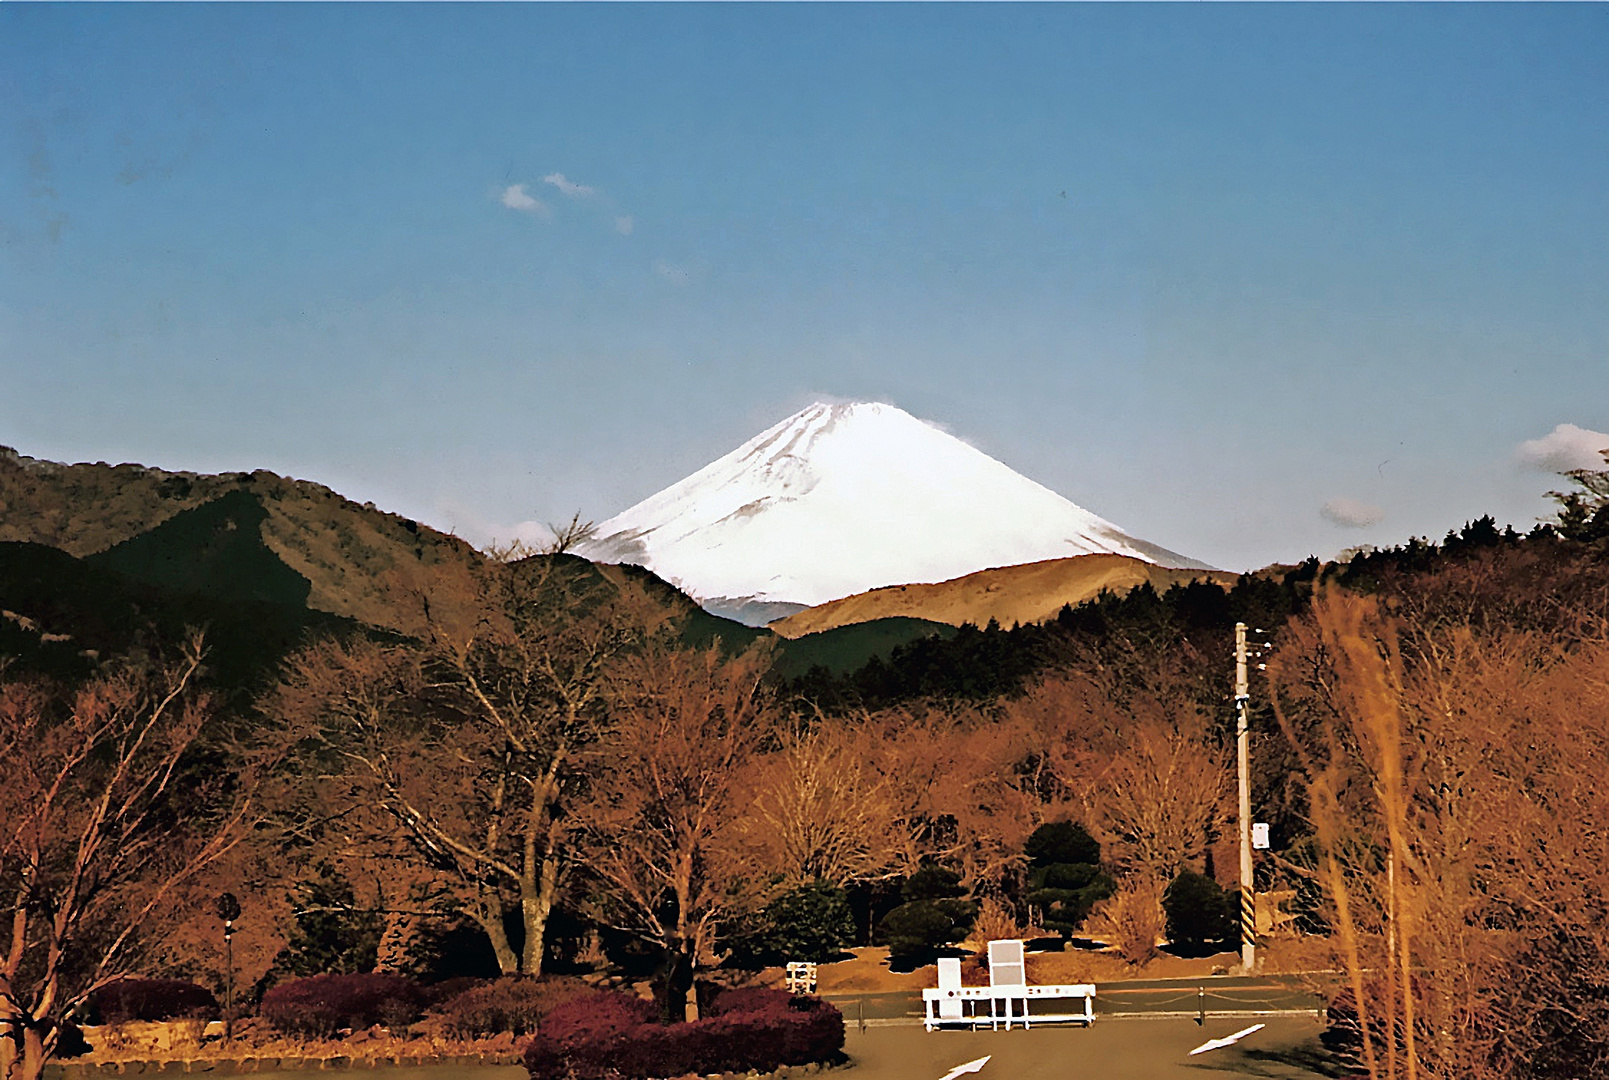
[578,401,1207,617]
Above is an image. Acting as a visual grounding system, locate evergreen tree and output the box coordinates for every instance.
[274,864,382,977]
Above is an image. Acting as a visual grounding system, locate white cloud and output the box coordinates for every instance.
[1516,423,1609,473]
[543,172,596,198]
[614,215,634,236]
[654,260,690,286]
[500,184,548,215]
[1321,497,1384,528]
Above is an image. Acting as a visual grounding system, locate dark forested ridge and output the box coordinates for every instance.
[786,515,1609,713]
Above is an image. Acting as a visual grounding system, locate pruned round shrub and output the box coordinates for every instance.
[901,865,966,902]
[877,898,978,961]
[259,972,423,1037]
[536,990,659,1044]
[89,979,219,1024]
[521,988,843,1080]
[735,882,855,966]
[1162,870,1235,953]
[1024,820,1111,938]
[433,975,591,1036]
[1025,820,1101,867]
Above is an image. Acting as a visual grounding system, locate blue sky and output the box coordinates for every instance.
[4,3,1607,571]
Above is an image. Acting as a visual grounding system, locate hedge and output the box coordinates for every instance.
[433,975,592,1037]
[88,980,218,1024]
[521,987,843,1080]
[259,973,423,1037]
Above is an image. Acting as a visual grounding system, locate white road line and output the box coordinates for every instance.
[1189,1023,1266,1055]
[938,1054,991,1080]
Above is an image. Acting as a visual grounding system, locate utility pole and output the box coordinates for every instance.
[1235,622,1256,972]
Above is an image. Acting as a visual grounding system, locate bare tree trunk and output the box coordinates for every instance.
[661,942,696,1023]
[1,1021,18,1080]
[6,1022,48,1080]
[520,852,559,975]
[469,900,518,975]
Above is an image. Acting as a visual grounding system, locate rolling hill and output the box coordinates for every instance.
[1,446,487,638]
[0,446,946,689]
[769,553,1237,638]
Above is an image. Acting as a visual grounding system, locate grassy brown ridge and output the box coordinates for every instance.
[0,447,485,638]
[771,554,1236,638]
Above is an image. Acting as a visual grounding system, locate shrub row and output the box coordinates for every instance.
[88,979,218,1024]
[522,988,843,1080]
[260,973,422,1037]
[434,975,592,1037]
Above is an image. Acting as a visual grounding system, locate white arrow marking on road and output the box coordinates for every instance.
[1188,1023,1266,1056]
[938,1054,991,1080]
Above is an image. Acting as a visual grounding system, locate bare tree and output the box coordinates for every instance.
[272,554,657,975]
[1090,714,1228,880]
[540,513,597,557]
[1083,874,1164,966]
[581,644,777,1021]
[1271,589,1609,1080]
[1,641,263,1080]
[746,718,908,888]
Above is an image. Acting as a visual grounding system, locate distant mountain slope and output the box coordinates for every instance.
[578,402,1211,619]
[0,539,351,691]
[88,488,313,608]
[768,616,956,680]
[0,447,483,637]
[770,553,1237,638]
[0,445,958,685]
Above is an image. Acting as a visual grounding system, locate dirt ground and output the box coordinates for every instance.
[780,935,1334,995]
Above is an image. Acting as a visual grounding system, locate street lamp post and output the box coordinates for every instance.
[215,893,241,1042]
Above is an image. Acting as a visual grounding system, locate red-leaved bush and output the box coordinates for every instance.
[420,976,487,1009]
[259,973,423,1037]
[521,987,843,1080]
[433,975,592,1037]
[89,979,219,1024]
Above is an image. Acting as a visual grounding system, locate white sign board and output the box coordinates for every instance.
[1252,822,1271,850]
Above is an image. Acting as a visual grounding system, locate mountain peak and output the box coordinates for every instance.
[577,401,1209,621]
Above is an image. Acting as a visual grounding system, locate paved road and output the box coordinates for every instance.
[840,1014,1334,1080]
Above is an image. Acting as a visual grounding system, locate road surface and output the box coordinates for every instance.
[840,1013,1334,1080]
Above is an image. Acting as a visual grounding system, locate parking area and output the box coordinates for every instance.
[840,1014,1334,1080]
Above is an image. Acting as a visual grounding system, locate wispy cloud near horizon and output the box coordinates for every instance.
[1516,423,1609,473]
[1321,497,1384,528]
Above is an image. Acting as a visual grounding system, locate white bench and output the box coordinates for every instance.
[921,940,1097,1031]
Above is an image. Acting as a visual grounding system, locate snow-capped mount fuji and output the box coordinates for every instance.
[577,402,1211,625]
